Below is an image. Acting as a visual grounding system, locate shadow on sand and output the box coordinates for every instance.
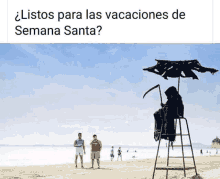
[168,174,203,179]
[190,174,204,179]
[83,167,112,170]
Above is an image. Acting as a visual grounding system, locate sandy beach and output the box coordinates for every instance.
[0,155,219,179]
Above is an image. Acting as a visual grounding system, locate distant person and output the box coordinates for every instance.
[154,86,184,148]
[216,149,218,154]
[135,150,137,152]
[74,133,86,168]
[200,149,203,154]
[110,146,114,161]
[127,150,129,152]
[117,147,122,161]
[90,134,102,169]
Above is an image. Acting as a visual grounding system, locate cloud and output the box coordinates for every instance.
[0,44,219,146]
[0,72,162,120]
[107,48,118,55]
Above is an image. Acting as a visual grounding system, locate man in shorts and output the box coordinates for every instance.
[117,147,122,161]
[90,134,102,169]
[74,133,86,168]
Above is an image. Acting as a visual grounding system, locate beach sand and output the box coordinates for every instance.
[0,155,219,179]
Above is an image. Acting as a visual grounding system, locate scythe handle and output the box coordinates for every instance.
[158,85,163,104]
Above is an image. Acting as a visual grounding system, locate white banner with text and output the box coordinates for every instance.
[0,0,219,43]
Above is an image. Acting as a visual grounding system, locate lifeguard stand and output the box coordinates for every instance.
[152,117,198,179]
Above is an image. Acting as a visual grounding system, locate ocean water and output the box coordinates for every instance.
[0,146,218,167]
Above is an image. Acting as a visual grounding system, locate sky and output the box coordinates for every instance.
[0,44,219,146]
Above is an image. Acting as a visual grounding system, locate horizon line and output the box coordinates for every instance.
[0,143,211,147]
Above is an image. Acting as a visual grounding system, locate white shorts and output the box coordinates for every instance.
[76,147,84,155]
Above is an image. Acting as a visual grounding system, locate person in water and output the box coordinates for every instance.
[154,86,184,147]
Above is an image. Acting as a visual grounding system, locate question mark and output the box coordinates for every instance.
[97,25,102,35]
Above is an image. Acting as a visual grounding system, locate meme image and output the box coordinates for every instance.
[0,44,219,179]
[0,0,220,179]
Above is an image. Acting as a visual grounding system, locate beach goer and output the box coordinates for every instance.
[200,149,203,154]
[117,147,122,161]
[110,146,114,161]
[74,133,86,168]
[90,134,102,169]
[154,86,184,148]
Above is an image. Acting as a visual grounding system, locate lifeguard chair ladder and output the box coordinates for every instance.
[152,117,198,179]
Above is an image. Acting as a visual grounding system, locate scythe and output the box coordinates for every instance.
[143,84,163,104]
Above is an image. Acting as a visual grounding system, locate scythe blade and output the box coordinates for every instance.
[143,84,160,99]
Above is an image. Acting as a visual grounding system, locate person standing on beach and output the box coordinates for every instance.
[74,133,86,168]
[200,149,203,155]
[110,146,114,161]
[117,147,122,161]
[90,134,102,169]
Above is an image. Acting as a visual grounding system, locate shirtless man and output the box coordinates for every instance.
[74,133,86,168]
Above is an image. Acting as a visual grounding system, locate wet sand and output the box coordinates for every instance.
[0,155,219,179]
